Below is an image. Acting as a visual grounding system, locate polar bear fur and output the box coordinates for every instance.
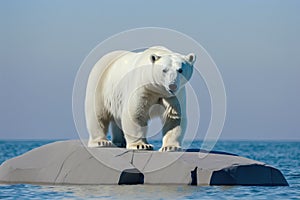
[85,46,195,151]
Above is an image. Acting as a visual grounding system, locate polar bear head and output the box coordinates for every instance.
[150,52,196,96]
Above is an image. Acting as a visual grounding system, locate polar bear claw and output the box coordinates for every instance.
[160,146,182,152]
[127,143,154,150]
[88,140,114,148]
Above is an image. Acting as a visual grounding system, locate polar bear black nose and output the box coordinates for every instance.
[177,68,183,73]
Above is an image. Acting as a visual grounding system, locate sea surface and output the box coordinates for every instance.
[0,140,299,200]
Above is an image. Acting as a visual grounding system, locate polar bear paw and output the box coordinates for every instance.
[88,140,114,148]
[127,143,153,150]
[160,146,182,152]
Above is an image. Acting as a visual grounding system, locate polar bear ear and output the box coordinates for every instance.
[186,53,196,64]
[150,54,161,64]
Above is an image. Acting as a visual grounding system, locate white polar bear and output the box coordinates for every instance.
[85,46,195,151]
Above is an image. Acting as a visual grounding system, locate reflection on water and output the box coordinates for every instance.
[41,185,202,199]
[1,183,295,200]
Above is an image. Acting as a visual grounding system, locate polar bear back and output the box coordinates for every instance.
[85,50,128,126]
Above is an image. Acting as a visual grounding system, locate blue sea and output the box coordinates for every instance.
[0,140,299,200]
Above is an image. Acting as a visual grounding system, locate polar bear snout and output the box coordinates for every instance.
[177,68,183,73]
[168,83,178,92]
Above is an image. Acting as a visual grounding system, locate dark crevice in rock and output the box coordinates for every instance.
[190,167,198,186]
[118,168,144,185]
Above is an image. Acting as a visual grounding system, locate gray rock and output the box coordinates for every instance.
[0,140,288,186]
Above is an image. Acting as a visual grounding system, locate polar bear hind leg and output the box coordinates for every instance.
[87,109,114,148]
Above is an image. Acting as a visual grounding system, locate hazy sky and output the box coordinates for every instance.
[0,0,299,140]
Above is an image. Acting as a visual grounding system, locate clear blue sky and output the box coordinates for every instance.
[0,0,299,140]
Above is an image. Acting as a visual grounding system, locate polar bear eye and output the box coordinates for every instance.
[162,68,168,73]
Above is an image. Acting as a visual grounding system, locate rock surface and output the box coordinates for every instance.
[0,140,288,186]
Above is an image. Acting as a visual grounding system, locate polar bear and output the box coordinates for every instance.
[85,46,195,151]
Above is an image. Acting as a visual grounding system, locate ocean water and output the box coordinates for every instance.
[0,140,299,200]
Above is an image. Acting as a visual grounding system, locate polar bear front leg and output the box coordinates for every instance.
[121,100,153,150]
[122,116,153,150]
[160,117,186,152]
[159,95,187,152]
